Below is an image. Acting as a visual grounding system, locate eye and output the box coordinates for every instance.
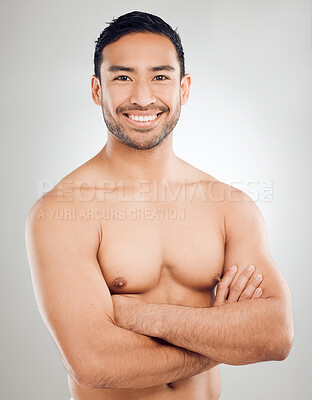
[114,75,131,81]
[153,75,169,81]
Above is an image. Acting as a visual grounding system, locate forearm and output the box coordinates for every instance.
[120,298,291,365]
[88,323,219,389]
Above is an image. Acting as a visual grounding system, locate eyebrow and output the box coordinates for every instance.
[151,65,176,72]
[107,65,176,73]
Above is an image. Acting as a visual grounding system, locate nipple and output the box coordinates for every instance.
[112,277,127,288]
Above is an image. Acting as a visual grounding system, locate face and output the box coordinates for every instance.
[91,33,190,150]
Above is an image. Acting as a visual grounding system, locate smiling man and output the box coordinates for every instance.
[93,31,185,152]
[25,11,294,400]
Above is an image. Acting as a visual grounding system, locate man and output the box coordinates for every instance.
[25,11,294,400]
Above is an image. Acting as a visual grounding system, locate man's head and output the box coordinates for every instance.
[94,11,185,83]
[91,11,191,150]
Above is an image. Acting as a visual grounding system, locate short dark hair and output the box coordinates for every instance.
[94,11,185,82]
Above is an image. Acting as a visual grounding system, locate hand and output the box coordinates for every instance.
[212,265,263,307]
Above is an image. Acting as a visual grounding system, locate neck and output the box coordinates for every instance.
[100,131,180,182]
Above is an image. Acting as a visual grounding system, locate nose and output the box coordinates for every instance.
[129,80,156,107]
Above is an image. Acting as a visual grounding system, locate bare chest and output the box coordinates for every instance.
[97,199,225,300]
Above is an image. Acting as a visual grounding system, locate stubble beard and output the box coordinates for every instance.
[101,102,181,150]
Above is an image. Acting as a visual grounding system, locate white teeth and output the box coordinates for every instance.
[128,114,158,122]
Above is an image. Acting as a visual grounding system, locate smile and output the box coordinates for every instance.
[127,113,159,122]
[123,112,164,128]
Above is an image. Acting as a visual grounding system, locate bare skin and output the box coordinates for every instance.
[25,32,293,400]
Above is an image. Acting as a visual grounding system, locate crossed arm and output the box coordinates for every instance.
[26,190,294,390]
[26,195,229,390]
[112,192,294,366]
[112,281,288,366]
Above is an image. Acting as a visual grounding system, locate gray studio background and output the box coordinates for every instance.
[0,0,311,399]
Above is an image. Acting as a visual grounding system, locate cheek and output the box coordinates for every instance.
[157,86,180,106]
[102,85,129,111]
[168,91,181,109]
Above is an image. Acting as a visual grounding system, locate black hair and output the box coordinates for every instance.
[94,11,185,82]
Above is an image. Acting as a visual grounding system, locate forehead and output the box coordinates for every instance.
[101,32,179,71]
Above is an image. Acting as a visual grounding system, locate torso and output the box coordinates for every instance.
[60,155,226,400]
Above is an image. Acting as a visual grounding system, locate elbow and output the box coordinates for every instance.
[68,324,118,389]
[268,310,294,362]
[72,365,111,390]
[67,362,96,389]
[270,335,293,362]
[278,302,295,361]
[73,354,123,389]
[68,355,112,390]
[72,374,95,390]
[276,325,294,361]
[72,356,126,389]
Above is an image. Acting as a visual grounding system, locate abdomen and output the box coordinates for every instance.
[68,366,222,400]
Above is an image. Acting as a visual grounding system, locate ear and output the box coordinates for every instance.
[91,75,102,106]
[180,73,191,105]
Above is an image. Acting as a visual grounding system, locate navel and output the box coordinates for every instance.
[112,277,127,288]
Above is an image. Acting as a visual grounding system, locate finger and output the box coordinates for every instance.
[213,265,237,306]
[239,273,263,301]
[227,265,256,303]
[251,287,263,299]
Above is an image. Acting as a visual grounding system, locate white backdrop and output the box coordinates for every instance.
[0,0,311,399]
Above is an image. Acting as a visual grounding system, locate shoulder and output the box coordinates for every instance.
[217,184,266,242]
[54,154,108,195]
[25,188,101,259]
[220,184,263,216]
[177,158,263,212]
[30,152,112,215]
[177,157,219,184]
[26,190,78,236]
[26,161,104,239]
[189,173,266,239]
[25,152,111,247]
[178,158,224,198]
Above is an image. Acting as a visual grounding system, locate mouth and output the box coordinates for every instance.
[122,112,164,129]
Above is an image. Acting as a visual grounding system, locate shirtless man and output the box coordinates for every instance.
[25,11,294,400]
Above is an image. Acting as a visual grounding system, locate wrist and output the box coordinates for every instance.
[202,356,221,371]
[132,302,163,337]
[184,350,219,373]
